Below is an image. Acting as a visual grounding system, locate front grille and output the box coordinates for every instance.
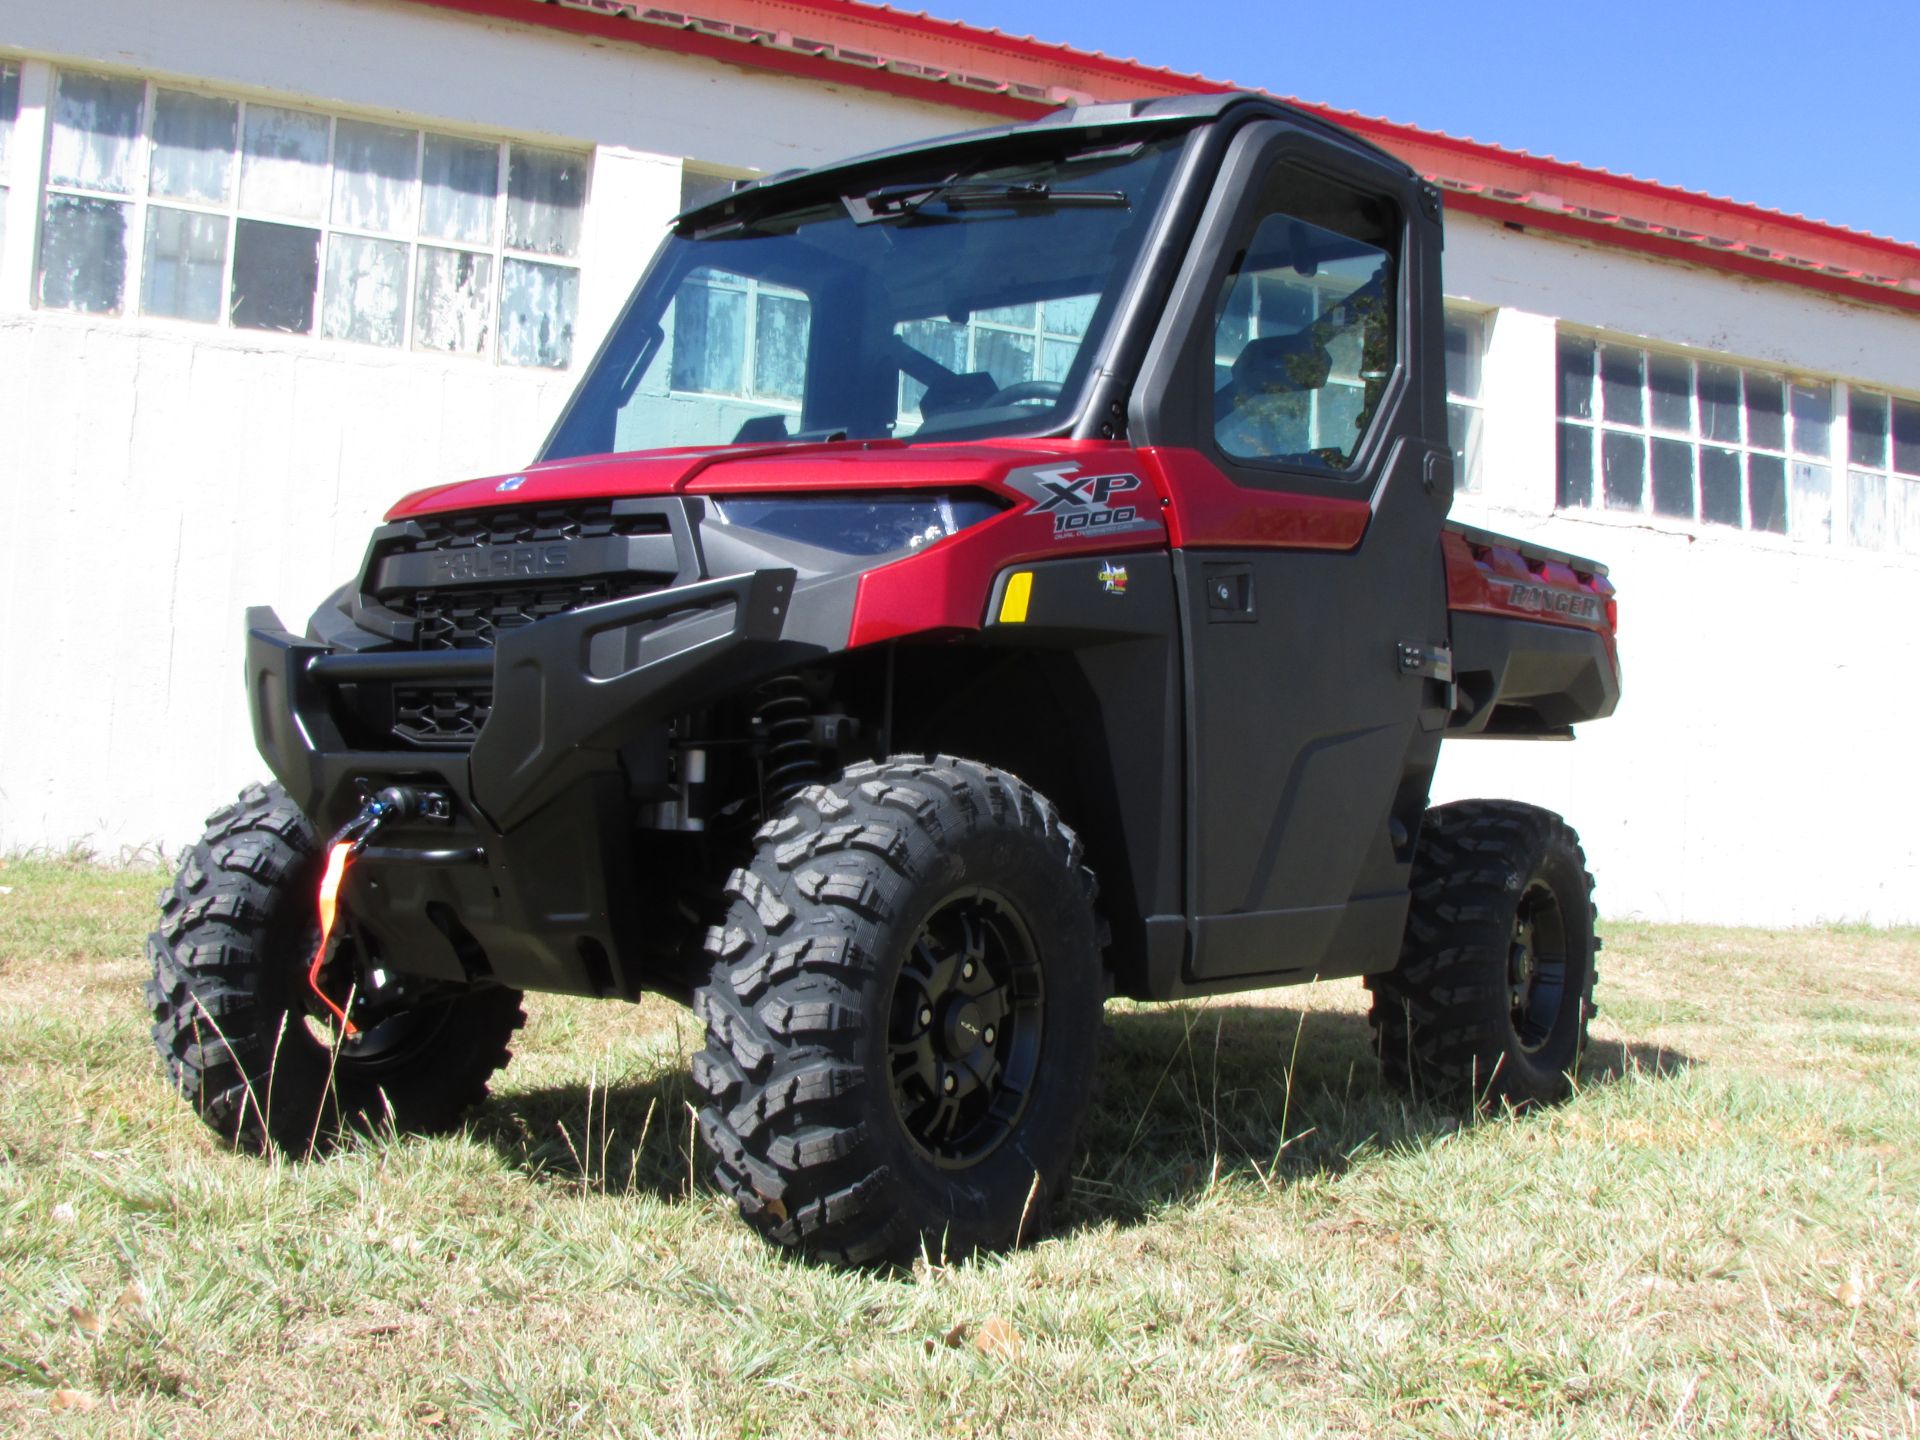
[393,686,494,746]
[348,499,690,749]
[400,502,668,553]
[366,501,680,651]
[403,578,649,651]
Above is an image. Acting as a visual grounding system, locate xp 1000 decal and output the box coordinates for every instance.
[1004,464,1163,542]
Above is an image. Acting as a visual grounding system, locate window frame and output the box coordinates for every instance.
[1549,328,1914,549]
[0,58,21,276]
[1843,386,1920,555]
[29,63,589,367]
[1442,305,1489,494]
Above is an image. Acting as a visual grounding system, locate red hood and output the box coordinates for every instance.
[384,438,1130,520]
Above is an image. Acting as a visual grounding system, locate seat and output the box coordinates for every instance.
[1214,329,1335,459]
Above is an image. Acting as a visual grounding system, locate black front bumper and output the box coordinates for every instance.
[246,567,796,998]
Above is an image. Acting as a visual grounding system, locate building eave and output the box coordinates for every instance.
[390,0,1920,313]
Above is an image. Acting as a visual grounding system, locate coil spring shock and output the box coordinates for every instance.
[754,674,820,810]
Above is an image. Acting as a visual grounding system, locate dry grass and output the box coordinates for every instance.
[1,858,1917,1437]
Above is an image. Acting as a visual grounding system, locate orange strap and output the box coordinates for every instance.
[308,841,361,1037]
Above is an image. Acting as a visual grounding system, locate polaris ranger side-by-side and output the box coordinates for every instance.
[149,93,1620,1265]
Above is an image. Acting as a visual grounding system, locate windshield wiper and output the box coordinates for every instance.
[852,179,1127,224]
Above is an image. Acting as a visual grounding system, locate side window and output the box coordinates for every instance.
[1211,176,1397,472]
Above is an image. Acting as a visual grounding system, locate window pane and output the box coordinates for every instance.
[150,90,236,204]
[0,63,21,170]
[1556,422,1594,508]
[895,316,969,420]
[0,187,8,268]
[1318,383,1367,450]
[1848,470,1887,548]
[1701,447,1742,526]
[1556,334,1595,419]
[141,207,227,323]
[1448,402,1483,493]
[413,246,492,354]
[1600,346,1643,426]
[1789,461,1831,543]
[1698,363,1742,443]
[1213,205,1394,471]
[1748,454,1787,534]
[331,119,418,235]
[1745,372,1785,451]
[1893,398,1920,478]
[1651,438,1695,518]
[1601,430,1645,510]
[1849,390,1889,470]
[1039,337,1076,384]
[321,233,407,346]
[1444,315,1484,401]
[49,70,144,194]
[1041,294,1096,339]
[679,166,734,214]
[1647,353,1692,433]
[230,218,319,333]
[669,272,745,392]
[37,195,128,313]
[978,302,1036,329]
[1901,478,1920,557]
[752,291,810,402]
[421,133,497,244]
[1215,275,1252,363]
[1790,381,1832,458]
[240,106,329,220]
[506,146,586,257]
[975,328,1036,389]
[500,258,578,368]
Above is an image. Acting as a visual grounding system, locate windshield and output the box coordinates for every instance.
[542,134,1188,460]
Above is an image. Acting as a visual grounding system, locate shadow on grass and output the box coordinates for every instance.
[465,1001,1692,1227]
[1064,1002,1693,1231]
[468,1061,704,1204]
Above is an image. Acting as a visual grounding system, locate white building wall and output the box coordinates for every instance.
[0,0,981,856]
[1,2,1914,925]
[1435,216,1920,925]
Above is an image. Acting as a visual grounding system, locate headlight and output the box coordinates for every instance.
[707,491,1004,556]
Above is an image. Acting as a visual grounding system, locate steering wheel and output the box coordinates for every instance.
[986,380,1064,407]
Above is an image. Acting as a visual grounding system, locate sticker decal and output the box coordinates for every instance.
[1003,464,1162,541]
[1097,562,1129,596]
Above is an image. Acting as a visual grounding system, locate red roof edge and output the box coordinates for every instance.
[395,0,1920,307]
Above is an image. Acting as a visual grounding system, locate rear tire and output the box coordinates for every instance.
[1367,800,1597,1108]
[693,756,1104,1266]
[146,782,525,1153]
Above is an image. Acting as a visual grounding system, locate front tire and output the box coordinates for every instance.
[693,757,1104,1265]
[1367,800,1598,1108]
[146,782,525,1153]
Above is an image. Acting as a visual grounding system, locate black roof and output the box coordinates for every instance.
[675,91,1416,228]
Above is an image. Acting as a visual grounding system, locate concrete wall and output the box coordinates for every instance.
[1434,217,1920,925]
[2,1,1914,926]
[0,0,979,856]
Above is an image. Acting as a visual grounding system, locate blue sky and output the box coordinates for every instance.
[893,1,1920,246]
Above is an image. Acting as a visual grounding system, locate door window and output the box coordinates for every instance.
[1211,179,1397,472]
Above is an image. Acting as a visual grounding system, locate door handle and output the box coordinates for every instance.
[1203,563,1255,623]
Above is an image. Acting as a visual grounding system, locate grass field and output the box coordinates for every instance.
[2,857,1916,1438]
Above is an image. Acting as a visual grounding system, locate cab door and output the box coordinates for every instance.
[1129,116,1455,987]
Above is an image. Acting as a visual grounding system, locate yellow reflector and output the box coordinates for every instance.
[998,570,1033,624]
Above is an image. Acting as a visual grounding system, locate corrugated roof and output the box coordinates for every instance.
[404,0,1920,309]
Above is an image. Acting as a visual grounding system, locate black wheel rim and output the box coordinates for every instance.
[296,917,453,1071]
[1509,878,1569,1054]
[886,889,1044,1168]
